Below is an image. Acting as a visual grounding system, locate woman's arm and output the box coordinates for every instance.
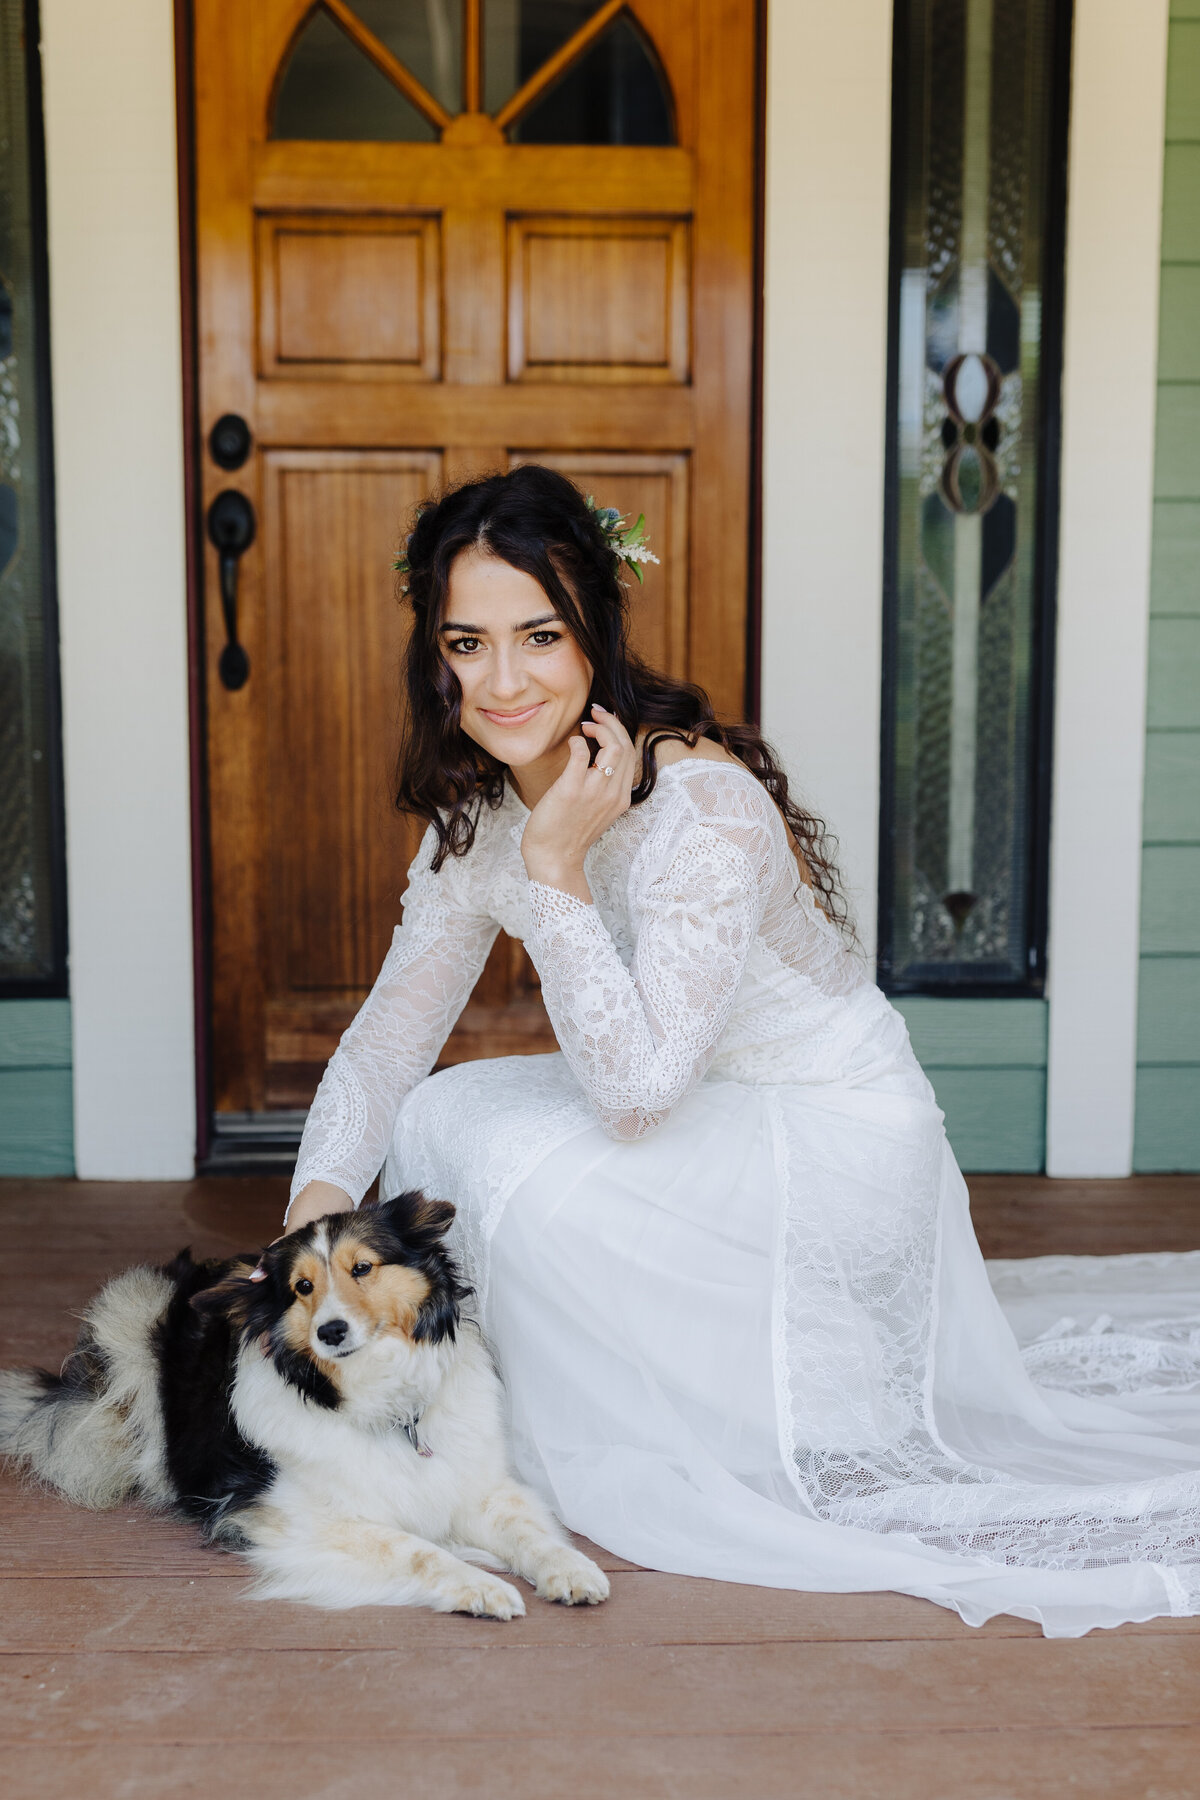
[284,825,500,1227]
[519,714,775,1140]
[524,813,768,1140]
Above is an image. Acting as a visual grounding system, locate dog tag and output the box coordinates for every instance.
[402,1418,433,1457]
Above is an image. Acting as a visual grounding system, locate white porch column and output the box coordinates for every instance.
[759,1,895,952]
[41,0,195,1177]
[1046,0,1169,1176]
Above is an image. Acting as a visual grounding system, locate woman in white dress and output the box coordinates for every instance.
[282,465,1200,1638]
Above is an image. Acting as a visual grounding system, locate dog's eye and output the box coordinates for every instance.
[294,1278,314,1296]
[351,1262,372,1279]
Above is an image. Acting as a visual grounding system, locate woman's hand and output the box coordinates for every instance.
[520,705,637,901]
[248,1180,354,1281]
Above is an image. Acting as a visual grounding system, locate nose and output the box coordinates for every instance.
[316,1318,349,1347]
[487,647,526,701]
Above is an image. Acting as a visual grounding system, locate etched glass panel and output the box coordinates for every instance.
[0,0,63,987]
[352,0,461,112]
[486,2,673,143]
[273,3,460,142]
[880,0,1067,991]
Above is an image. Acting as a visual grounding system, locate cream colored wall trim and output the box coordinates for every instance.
[759,1,895,952]
[42,0,195,1176]
[1045,0,1168,1176]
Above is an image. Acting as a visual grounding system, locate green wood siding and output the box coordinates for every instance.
[1148,617,1200,725]
[1150,500,1200,611]
[1141,848,1200,954]
[1138,957,1200,1060]
[0,1000,73,1175]
[1162,146,1200,260]
[1168,19,1200,136]
[1144,733,1200,838]
[1135,1069,1200,1170]
[894,998,1047,1173]
[1136,7,1200,1170]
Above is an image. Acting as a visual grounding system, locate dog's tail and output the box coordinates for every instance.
[0,1264,177,1510]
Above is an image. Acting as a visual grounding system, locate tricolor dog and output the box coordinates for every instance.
[0,1193,608,1616]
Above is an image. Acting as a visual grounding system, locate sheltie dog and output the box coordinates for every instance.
[0,1193,609,1617]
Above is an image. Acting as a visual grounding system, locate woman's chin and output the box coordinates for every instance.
[464,717,568,770]
[498,742,557,771]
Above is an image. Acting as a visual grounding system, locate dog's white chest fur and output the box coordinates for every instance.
[222,1311,608,1615]
[232,1327,508,1539]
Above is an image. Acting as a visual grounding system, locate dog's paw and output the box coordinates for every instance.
[445,1569,526,1620]
[534,1548,611,1607]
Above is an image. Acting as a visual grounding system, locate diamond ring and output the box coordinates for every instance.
[602,765,614,777]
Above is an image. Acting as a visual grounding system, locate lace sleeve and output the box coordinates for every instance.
[288,826,500,1216]
[524,804,770,1141]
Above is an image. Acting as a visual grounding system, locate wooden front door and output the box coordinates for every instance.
[194,0,758,1130]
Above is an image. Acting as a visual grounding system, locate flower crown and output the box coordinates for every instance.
[584,496,659,583]
[393,497,659,585]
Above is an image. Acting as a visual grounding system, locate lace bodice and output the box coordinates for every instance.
[290,759,871,1211]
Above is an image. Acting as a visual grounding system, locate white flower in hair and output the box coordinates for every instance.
[586,497,660,584]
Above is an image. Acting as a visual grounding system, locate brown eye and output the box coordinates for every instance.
[351,1262,372,1279]
[294,1277,313,1296]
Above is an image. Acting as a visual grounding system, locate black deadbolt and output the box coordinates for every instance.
[209,412,252,472]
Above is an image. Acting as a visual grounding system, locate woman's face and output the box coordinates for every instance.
[441,547,593,780]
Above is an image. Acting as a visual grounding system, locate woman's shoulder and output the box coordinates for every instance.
[646,736,778,814]
[407,793,515,892]
[643,732,742,772]
[640,738,789,861]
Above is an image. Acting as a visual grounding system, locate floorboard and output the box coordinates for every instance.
[5,1639,1200,1740]
[3,1730,1198,1800]
[0,1574,1050,1650]
[2,1173,1200,1798]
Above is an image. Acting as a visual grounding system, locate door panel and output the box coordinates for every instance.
[195,0,757,1123]
[257,215,442,377]
[264,451,436,1108]
[267,453,434,991]
[507,216,690,382]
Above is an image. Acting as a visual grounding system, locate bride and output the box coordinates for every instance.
[280,463,1200,1638]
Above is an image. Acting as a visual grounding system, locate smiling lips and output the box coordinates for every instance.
[476,702,546,728]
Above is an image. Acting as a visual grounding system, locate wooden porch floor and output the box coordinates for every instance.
[3,1174,1200,1799]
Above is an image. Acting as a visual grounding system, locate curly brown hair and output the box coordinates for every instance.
[395,464,848,928]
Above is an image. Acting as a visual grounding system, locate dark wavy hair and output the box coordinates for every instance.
[395,464,848,926]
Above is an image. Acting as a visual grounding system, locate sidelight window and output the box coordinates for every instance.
[878,0,1071,994]
[0,0,64,995]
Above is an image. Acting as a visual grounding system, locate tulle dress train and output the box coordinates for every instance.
[293,760,1200,1637]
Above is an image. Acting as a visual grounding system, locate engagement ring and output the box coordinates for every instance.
[602,766,614,777]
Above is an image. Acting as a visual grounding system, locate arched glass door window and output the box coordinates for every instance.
[272,0,673,145]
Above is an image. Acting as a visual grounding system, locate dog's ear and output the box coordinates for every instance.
[377,1191,456,1244]
[190,1259,263,1325]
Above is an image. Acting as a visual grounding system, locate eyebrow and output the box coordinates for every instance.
[439,613,560,634]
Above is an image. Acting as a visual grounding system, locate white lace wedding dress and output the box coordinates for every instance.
[291,759,1200,1636]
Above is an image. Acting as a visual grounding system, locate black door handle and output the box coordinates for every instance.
[207,489,255,691]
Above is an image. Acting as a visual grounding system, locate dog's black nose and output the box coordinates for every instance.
[317,1318,349,1347]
